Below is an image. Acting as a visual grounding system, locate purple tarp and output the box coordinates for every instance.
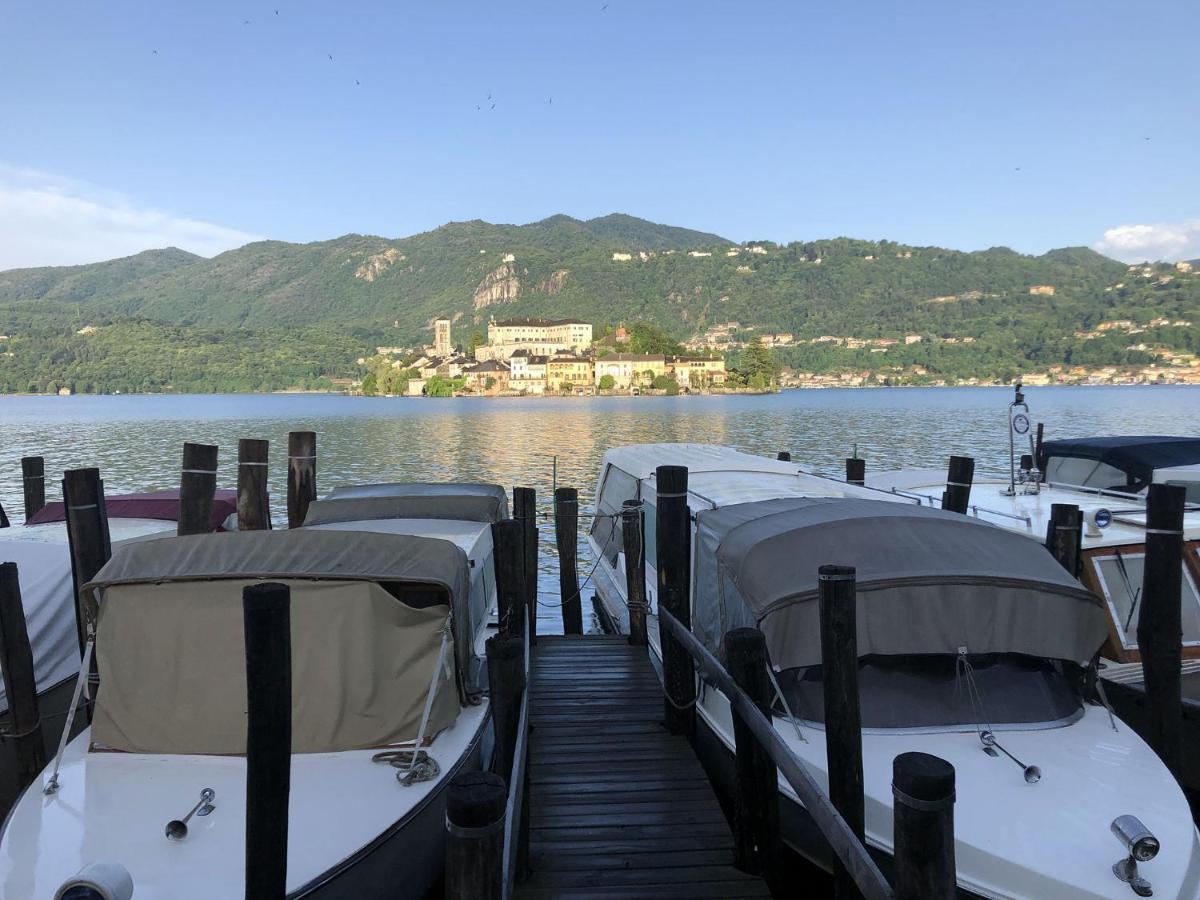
[27,489,238,531]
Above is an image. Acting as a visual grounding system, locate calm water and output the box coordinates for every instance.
[2,386,1198,634]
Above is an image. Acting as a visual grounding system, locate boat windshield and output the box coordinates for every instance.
[775,653,1082,730]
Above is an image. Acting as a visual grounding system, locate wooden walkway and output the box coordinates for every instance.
[516,634,770,899]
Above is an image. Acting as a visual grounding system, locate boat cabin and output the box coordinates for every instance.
[1038,436,1200,501]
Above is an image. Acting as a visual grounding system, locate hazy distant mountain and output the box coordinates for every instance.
[0,247,200,305]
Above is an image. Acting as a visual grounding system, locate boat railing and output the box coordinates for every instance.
[500,619,531,900]
[875,485,1034,528]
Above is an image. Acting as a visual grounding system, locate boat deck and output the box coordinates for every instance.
[516,634,769,899]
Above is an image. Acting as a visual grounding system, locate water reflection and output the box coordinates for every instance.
[2,387,1197,634]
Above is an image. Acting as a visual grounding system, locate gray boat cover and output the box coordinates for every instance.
[313,482,509,524]
[693,497,1107,670]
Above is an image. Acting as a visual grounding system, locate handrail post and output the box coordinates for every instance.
[893,752,956,900]
[622,500,647,647]
[445,771,506,900]
[726,628,782,891]
[491,519,526,639]
[1044,503,1082,577]
[487,634,525,782]
[846,457,866,487]
[819,565,865,900]
[656,465,694,738]
[553,487,582,635]
[513,487,538,645]
[0,562,46,791]
[286,431,317,529]
[21,456,46,521]
[1137,482,1186,775]
[237,438,272,530]
[62,467,111,661]
[178,442,218,536]
[941,456,974,514]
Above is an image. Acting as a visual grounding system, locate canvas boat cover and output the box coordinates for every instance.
[27,489,238,531]
[1039,436,1200,484]
[308,483,509,525]
[83,530,470,755]
[693,497,1107,671]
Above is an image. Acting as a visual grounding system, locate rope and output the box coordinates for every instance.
[376,616,452,786]
[765,663,807,744]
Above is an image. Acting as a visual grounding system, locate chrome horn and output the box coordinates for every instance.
[165,788,216,841]
[1111,815,1158,897]
[980,731,1041,783]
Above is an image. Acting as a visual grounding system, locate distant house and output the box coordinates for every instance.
[547,351,594,391]
[595,354,667,389]
[464,359,510,392]
[1028,285,1056,296]
[666,356,726,388]
[612,252,633,261]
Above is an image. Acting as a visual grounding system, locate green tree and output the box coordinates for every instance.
[598,373,615,390]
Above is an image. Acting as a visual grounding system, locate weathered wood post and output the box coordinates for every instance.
[491,519,526,639]
[726,627,783,890]
[242,582,292,900]
[0,562,46,790]
[553,487,582,635]
[776,451,791,462]
[487,633,525,780]
[893,752,957,900]
[941,455,974,514]
[445,771,506,900]
[178,442,218,536]
[656,465,695,738]
[0,502,8,528]
[513,487,538,645]
[237,438,272,531]
[21,456,46,521]
[62,467,112,658]
[622,499,648,647]
[1137,482,1186,775]
[818,564,864,900]
[845,457,866,487]
[1044,503,1082,577]
[286,431,317,529]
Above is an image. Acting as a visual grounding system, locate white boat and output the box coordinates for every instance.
[588,443,1200,899]
[0,483,507,899]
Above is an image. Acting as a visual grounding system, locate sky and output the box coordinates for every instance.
[1,0,1198,270]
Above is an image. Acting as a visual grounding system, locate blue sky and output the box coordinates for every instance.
[1,0,1198,268]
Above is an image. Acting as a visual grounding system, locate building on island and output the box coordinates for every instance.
[594,354,667,389]
[509,350,550,394]
[463,359,510,393]
[547,350,594,392]
[475,318,593,361]
[666,356,727,388]
[433,318,452,356]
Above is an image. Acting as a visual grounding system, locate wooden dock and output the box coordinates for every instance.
[516,634,769,899]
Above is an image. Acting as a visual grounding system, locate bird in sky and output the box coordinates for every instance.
[355,79,360,85]
[152,49,158,55]
[1014,167,1021,172]
[601,3,608,9]
[549,97,553,104]
[1144,136,1151,141]
[328,53,333,61]
[243,19,251,25]
[491,102,496,109]
[274,8,279,13]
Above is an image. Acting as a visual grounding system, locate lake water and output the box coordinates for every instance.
[2,385,1197,634]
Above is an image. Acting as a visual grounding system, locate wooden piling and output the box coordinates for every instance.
[0,563,46,790]
[893,752,957,900]
[237,438,272,531]
[655,465,695,738]
[941,455,974,515]
[1044,503,1082,577]
[286,431,317,529]
[178,442,218,536]
[62,467,111,658]
[491,519,526,639]
[445,771,506,900]
[845,457,866,487]
[242,582,292,900]
[777,451,791,462]
[553,488,582,635]
[621,499,648,647]
[21,456,45,521]
[818,564,864,900]
[725,627,783,890]
[0,503,8,528]
[486,633,525,780]
[1137,482,1186,775]
[513,487,538,645]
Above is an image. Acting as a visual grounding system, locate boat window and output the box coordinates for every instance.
[775,653,1081,729]
[1045,457,1136,492]
[1091,553,1200,650]
[591,465,640,565]
[378,581,451,609]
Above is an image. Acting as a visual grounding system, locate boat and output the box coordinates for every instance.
[589,443,1200,899]
[0,482,506,899]
[0,489,238,814]
[865,388,1200,813]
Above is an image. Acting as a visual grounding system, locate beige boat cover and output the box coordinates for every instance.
[312,483,510,524]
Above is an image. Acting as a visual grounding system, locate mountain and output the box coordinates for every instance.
[0,214,1197,393]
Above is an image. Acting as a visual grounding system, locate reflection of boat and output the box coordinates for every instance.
[866,389,1200,809]
[590,444,1200,899]
[0,490,237,814]
[0,484,504,899]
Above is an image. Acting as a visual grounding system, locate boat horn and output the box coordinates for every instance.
[980,731,1041,783]
[1111,815,1158,897]
[165,788,216,841]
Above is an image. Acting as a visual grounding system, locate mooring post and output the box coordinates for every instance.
[622,499,648,647]
[486,633,525,780]
[491,519,526,639]
[513,487,538,645]
[553,487,582,635]
[62,467,112,659]
[21,456,46,521]
[893,752,957,900]
[818,564,865,900]
[286,431,317,529]
[242,582,292,900]
[1137,482,1186,775]
[0,563,46,790]
[777,451,791,462]
[1044,503,1082,577]
[941,455,974,514]
[845,457,866,487]
[237,438,272,531]
[725,627,783,890]
[178,442,218,536]
[0,502,8,528]
[445,771,506,900]
[656,465,695,738]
